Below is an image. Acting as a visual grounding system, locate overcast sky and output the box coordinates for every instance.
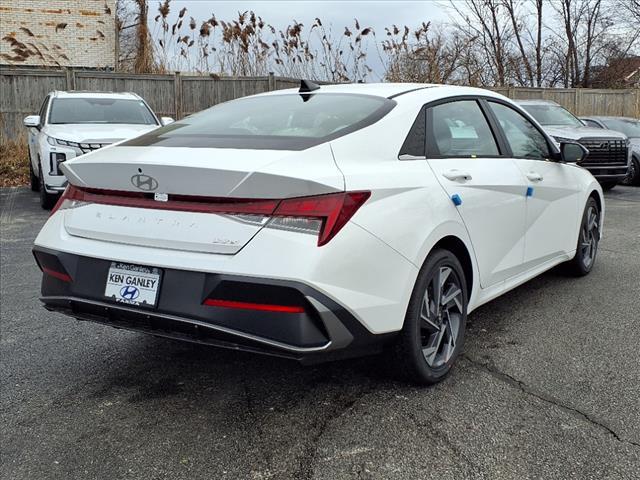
[168,0,451,30]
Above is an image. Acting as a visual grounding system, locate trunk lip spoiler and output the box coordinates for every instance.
[58,184,281,215]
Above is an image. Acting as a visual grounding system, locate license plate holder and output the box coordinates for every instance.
[104,262,162,308]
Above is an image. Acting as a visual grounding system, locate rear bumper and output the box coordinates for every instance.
[33,246,395,364]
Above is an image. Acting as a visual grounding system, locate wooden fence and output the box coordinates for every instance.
[491,86,640,119]
[0,68,301,142]
[1,67,638,142]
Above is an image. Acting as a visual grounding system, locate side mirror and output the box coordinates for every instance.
[160,116,174,126]
[560,141,588,163]
[23,115,40,129]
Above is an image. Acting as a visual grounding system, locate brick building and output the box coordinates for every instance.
[0,0,117,69]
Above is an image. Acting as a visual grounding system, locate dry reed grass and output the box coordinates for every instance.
[0,141,30,187]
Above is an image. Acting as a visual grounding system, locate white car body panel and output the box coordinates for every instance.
[427,157,527,287]
[63,204,267,255]
[62,144,343,198]
[33,83,605,344]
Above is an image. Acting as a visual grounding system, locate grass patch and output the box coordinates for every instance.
[0,141,30,187]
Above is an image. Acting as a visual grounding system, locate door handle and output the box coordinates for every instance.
[526,172,543,182]
[443,170,472,181]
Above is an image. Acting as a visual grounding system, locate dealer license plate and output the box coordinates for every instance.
[104,262,161,307]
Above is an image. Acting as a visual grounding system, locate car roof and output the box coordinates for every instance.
[252,82,437,98]
[253,82,512,101]
[515,99,561,106]
[50,91,142,100]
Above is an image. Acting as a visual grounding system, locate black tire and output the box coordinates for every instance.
[622,156,640,186]
[389,248,468,385]
[29,155,39,192]
[600,181,617,191]
[565,197,600,276]
[39,166,58,210]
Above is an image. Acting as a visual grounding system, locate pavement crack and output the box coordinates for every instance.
[463,354,640,449]
[295,385,372,480]
[408,411,482,475]
[240,377,273,471]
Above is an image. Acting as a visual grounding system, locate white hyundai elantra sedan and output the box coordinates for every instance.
[33,82,603,384]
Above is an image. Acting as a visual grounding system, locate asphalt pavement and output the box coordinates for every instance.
[1,185,639,480]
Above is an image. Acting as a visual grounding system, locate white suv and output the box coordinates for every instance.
[23,91,173,208]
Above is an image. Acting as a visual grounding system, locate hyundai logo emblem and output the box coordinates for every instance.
[120,285,140,300]
[131,174,158,191]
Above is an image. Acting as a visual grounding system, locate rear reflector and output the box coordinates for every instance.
[53,185,371,246]
[41,266,72,283]
[203,298,305,313]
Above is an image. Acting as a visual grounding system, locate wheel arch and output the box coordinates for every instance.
[430,235,474,301]
[589,188,602,212]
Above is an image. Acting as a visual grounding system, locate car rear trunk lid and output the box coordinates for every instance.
[59,144,343,254]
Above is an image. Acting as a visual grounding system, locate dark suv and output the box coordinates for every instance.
[580,116,640,186]
[518,100,631,190]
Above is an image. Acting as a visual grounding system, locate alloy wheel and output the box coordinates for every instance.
[420,265,464,368]
[580,205,599,269]
[622,158,636,185]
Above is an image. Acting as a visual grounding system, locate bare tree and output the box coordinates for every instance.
[449,0,514,86]
[132,0,156,73]
[502,0,534,85]
[552,0,616,87]
[380,23,468,83]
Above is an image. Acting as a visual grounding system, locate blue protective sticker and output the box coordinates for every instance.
[526,186,534,197]
[451,194,462,206]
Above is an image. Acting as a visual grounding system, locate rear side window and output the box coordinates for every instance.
[123,93,396,151]
[399,107,426,158]
[489,102,551,159]
[427,100,500,157]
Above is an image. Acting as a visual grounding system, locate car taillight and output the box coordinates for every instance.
[270,191,371,246]
[50,186,370,246]
[50,185,71,216]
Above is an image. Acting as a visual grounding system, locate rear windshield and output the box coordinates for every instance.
[520,104,583,128]
[122,93,396,150]
[48,98,158,125]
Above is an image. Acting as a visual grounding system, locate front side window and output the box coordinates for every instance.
[489,102,551,159]
[48,98,157,125]
[123,93,396,150]
[520,104,583,128]
[427,100,500,157]
[601,118,640,138]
